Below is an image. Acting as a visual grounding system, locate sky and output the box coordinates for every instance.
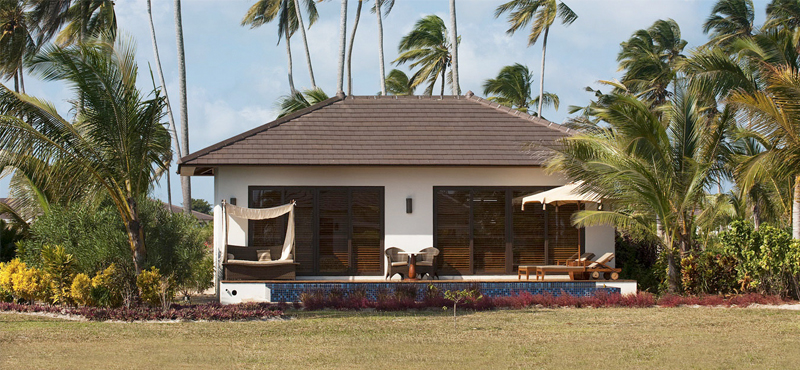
[1,0,772,205]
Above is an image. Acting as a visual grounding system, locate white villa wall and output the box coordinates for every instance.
[212,166,616,280]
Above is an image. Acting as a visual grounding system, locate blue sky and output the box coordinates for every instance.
[1,0,771,205]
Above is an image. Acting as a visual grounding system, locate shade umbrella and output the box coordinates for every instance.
[521,182,601,210]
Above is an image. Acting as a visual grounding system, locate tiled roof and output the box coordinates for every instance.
[178,92,571,175]
[160,201,214,221]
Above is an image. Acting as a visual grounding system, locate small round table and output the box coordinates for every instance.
[398,251,430,281]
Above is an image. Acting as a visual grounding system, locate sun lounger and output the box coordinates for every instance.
[517,253,596,280]
[534,253,621,281]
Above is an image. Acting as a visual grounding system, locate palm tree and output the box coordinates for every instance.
[346,0,364,96]
[276,87,329,117]
[292,0,318,89]
[55,0,116,45]
[384,69,413,95]
[483,63,534,111]
[337,0,347,96]
[0,35,172,274]
[547,88,732,292]
[765,0,800,45]
[372,0,394,95]
[243,0,318,93]
[729,67,800,239]
[495,0,577,117]
[175,0,191,214]
[394,15,453,96]
[703,0,754,48]
[0,0,35,94]
[147,0,181,209]
[617,19,687,107]
[449,0,460,95]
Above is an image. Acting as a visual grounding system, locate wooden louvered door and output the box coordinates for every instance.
[512,191,546,269]
[249,186,384,276]
[472,190,507,274]
[435,190,471,274]
[351,189,382,274]
[547,203,580,264]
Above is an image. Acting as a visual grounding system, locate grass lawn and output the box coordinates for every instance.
[1,307,799,369]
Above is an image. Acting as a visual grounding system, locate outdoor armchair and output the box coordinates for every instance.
[414,247,440,280]
[384,247,410,279]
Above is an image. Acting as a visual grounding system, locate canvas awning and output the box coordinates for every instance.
[521,182,601,210]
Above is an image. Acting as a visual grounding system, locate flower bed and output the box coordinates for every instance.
[0,301,284,322]
[299,289,793,311]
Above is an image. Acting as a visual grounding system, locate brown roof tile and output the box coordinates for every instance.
[178,93,571,174]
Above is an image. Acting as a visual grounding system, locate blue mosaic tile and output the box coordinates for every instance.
[264,281,621,303]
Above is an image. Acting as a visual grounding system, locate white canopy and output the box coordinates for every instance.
[222,201,295,261]
[521,182,601,210]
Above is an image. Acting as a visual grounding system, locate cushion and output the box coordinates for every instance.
[227,253,235,261]
[257,249,273,261]
[391,261,408,267]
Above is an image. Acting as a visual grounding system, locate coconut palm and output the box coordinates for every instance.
[449,0,460,95]
[243,0,319,93]
[372,0,395,95]
[346,0,364,96]
[617,19,687,107]
[495,0,577,117]
[547,88,733,292]
[394,15,453,96]
[703,0,754,48]
[482,63,558,114]
[55,0,116,46]
[337,0,347,95]
[175,0,191,214]
[765,0,800,45]
[0,35,171,274]
[147,0,180,209]
[729,66,800,239]
[384,69,413,95]
[292,0,317,89]
[276,87,329,117]
[0,0,36,93]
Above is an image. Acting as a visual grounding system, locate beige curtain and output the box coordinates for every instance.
[223,201,295,261]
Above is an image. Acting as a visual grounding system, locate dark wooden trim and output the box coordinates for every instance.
[468,190,474,275]
[544,206,550,265]
[505,190,513,274]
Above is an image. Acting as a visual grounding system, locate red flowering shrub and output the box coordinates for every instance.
[0,301,283,321]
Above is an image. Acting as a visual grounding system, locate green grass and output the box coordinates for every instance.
[2,307,799,369]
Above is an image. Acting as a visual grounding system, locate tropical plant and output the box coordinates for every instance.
[174,0,191,215]
[547,89,734,292]
[40,244,75,305]
[0,219,23,263]
[0,35,171,274]
[482,63,558,114]
[191,198,212,215]
[346,0,364,95]
[394,15,453,96]
[0,0,36,93]
[372,0,395,95]
[55,0,116,46]
[495,0,577,117]
[449,0,460,95]
[147,0,181,210]
[337,0,347,95]
[617,19,687,106]
[384,69,414,95]
[703,0,754,48]
[276,87,329,117]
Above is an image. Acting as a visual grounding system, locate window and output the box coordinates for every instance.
[434,187,581,275]
[250,187,384,275]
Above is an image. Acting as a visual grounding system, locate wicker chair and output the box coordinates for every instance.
[384,247,409,279]
[415,247,440,280]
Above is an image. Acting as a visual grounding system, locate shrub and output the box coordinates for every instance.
[616,233,661,293]
[680,250,738,296]
[70,273,94,306]
[10,264,49,303]
[0,220,24,263]
[41,245,76,305]
[136,267,174,309]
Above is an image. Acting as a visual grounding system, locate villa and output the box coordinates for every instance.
[178,93,630,303]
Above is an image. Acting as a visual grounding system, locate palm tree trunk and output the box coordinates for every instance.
[127,197,146,275]
[537,26,549,117]
[753,204,761,231]
[346,0,363,96]
[449,0,460,95]
[440,67,446,97]
[292,0,316,89]
[337,0,348,96]
[793,175,800,239]
[376,0,386,95]
[18,66,24,94]
[13,70,19,93]
[174,0,192,214]
[666,248,679,293]
[285,27,296,93]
